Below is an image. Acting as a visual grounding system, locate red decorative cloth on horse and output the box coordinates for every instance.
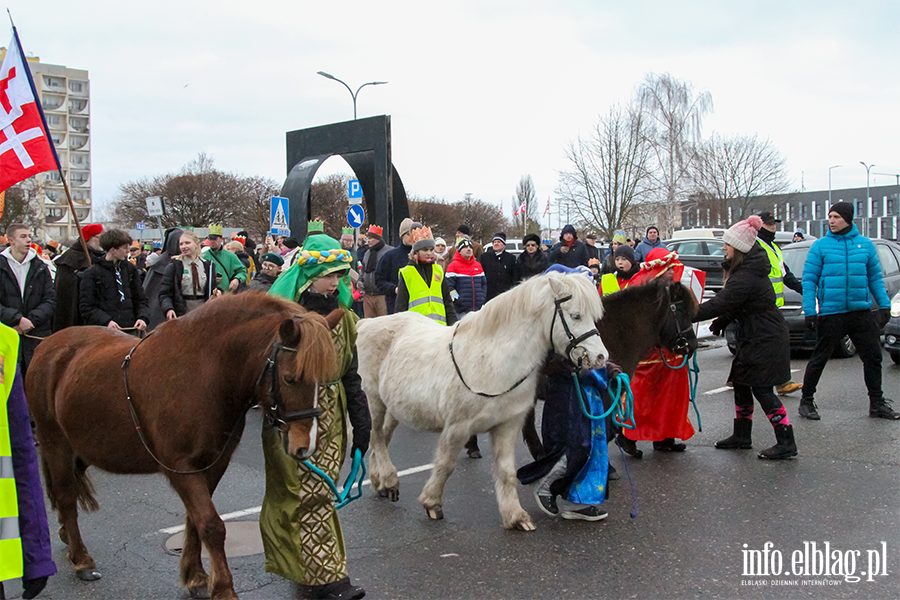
[623,248,695,443]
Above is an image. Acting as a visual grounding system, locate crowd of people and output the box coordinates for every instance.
[1,204,897,599]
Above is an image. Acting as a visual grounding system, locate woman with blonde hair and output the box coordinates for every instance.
[158,231,219,320]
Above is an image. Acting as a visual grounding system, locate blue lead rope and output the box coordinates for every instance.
[572,370,636,430]
[302,448,367,509]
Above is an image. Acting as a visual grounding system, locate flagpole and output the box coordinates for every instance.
[11,23,92,263]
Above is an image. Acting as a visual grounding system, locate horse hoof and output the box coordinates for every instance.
[76,568,102,581]
[515,520,537,532]
[425,506,444,520]
[188,585,210,599]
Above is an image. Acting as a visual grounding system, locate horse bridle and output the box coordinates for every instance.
[659,288,697,361]
[549,294,603,369]
[257,342,323,429]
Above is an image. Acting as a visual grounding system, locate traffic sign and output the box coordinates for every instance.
[347,205,365,228]
[145,196,164,217]
[135,222,145,231]
[348,179,362,205]
[270,196,290,236]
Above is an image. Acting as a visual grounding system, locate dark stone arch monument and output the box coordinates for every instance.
[281,115,410,245]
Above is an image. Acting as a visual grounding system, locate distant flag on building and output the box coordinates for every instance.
[0,26,60,192]
[543,197,551,217]
[498,200,503,216]
[513,200,527,216]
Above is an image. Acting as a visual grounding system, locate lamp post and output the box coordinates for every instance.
[828,164,841,206]
[316,71,388,120]
[874,172,900,186]
[860,161,875,222]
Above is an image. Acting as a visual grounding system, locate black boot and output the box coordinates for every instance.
[464,435,482,459]
[309,577,365,600]
[798,397,820,420]
[616,432,643,458]
[757,424,797,460]
[869,397,900,420]
[653,438,686,452]
[715,419,753,449]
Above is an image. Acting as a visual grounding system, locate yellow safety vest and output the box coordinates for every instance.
[600,273,627,297]
[400,264,447,325]
[758,240,785,307]
[0,323,22,582]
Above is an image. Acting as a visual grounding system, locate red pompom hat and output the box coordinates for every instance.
[80,223,103,241]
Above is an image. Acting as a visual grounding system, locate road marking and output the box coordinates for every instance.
[157,462,435,534]
[704,386,732,395]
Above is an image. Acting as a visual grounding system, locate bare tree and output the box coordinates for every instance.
[408,195,461,240]
[1,179,43,234]
[638,73,713,233]
[556,102,653,240]
[510,175,541,237]
[458,193,509,245]
[694,133,793,220]
[113,153,279,241]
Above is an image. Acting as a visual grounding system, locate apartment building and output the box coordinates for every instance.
[1,48,91,241]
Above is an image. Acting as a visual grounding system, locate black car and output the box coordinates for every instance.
[663,238,726,290]
[725,238,900,357]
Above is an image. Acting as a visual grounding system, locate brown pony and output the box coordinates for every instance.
[25,292,339,600]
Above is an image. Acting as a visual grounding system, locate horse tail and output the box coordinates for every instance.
[73,456,100,512]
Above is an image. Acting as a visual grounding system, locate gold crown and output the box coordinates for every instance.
[411,226,433,245]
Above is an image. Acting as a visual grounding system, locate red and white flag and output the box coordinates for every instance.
[498,200,503,215]
[543,197,550,217]
[513,200,526,216]
[0,30,59,192]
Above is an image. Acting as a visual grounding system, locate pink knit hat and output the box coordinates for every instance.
[723,215,763,254]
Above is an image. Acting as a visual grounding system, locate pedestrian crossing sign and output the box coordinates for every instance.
[270,196,290,236]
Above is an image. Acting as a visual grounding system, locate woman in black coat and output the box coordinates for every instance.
[694,216,796,460]
[516,233,549,280]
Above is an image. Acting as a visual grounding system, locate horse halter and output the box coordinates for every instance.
[258,342,323,429]
[549,294,603,369]
[661,287,697,358]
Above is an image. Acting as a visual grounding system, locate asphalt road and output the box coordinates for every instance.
[8,340,899,600]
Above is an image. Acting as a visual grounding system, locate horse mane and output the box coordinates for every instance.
[600,278,698,320]
[170,291,337,383]
[464,271,603,337]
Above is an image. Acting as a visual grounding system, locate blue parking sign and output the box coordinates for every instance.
[349,179,362,198]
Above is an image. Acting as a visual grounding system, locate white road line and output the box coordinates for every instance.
[157,462,435,535]
[704,386,732,395]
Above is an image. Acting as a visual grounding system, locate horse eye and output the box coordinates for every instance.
[282,375,297,386]
[571,313,582,321]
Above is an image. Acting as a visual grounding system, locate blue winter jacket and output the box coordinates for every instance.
[801,225,890,317]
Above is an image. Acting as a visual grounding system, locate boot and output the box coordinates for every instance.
[715,419,753,449]
[798,397,820,420]
[757,424,797,460]
[616,432,643,458]
[869,397,900,420]
[309,577,366,600]
[464,435,482,459]
[653,438,686,452]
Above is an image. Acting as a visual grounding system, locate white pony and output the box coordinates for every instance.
[356,270,608,531]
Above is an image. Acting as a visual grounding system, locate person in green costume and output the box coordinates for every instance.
[264,234,371,600]
[204,224,247,293]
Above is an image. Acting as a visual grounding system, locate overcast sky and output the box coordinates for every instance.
[9,0,900,221]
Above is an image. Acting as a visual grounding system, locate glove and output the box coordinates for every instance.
[709,316,729,337]
[605,360,623,381]
[876,308,891,328]
[805,315,818,331]
[351,433,369,458]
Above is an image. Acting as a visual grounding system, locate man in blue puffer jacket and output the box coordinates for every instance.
[799,201,898,420]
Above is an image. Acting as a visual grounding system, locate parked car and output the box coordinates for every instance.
[883,291,900,364]
[670,228,725,239]
[724,238,900,357]
[663,238,726,290]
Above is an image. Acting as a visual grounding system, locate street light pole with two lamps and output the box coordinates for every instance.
[316,71,388,120]
[860,161,876,221]
[828,164,842,207]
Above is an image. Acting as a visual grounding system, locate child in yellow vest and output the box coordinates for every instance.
[395,227,457,326]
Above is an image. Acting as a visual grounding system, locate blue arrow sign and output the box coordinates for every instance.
[347,205,365,228]
[135,222,146,230]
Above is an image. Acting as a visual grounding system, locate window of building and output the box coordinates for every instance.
[800,204,809,219]
[888,197,897,216]
[857,200,865,216]
[873,199,879,215]
[47,115,60,125]
[43,77,62,88]
[68,99,87,112]
[42,95,61,108]
[69,81,83,93]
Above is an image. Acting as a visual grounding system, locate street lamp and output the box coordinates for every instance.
[316,71,388,120]
[860,161,875,219]
[828,164,841,206]
[874,172,900,186]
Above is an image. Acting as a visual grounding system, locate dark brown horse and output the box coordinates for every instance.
[26,292,340,600]
[522,278,699,459]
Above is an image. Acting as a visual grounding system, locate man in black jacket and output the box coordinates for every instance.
[79,229,149,333]
[0,223,57,373]
[52,222,104,332]
[480,232,518,302]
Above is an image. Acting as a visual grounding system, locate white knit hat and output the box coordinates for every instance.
[723,215,763,254]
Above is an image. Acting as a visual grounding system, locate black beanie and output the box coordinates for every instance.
[646,225,660,236]
[457,224,471,236]
[830,201,854,225]
[614,243,636,264]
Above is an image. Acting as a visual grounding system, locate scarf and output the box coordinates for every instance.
[365,240,385,273]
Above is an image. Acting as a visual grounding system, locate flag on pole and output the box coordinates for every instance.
[543,197,551,217]
[498,200,503,215]
[513,200,527,216]
[0,28,60,192]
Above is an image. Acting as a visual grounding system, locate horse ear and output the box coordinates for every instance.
[279,318,301,347]
[546,274,566,298]
[324,308,344,330]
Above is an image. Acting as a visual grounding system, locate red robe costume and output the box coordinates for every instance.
[623,248,695,442]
